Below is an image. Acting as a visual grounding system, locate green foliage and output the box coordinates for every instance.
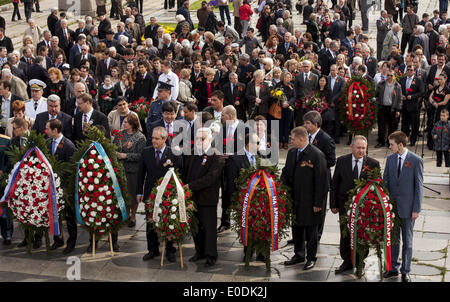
[66,125,130,237]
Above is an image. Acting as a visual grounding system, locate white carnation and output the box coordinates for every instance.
[97,173,103,178]
[172,199,178,205]
[106,207,111,212]
[169,225,174,230]
[88,185,94,191]
[97,155,102,160]
[97,205,103,211]
[95,222,101,226]
[89,217,94,222]
[99,196,105,202]
[93,164,99,169]
[106,213,112,218]
[83,178,88,184]
[101,218,106,222]
[170,214,176,219]
[91,150,97,155]
[88,159,94,164]
[171,206,177,212]
[91,202,97,208]
[90,211,96,217]
[84,204,89,210]
[87,172,93,177]
[94,178,99,184]
[81,212,86,217]
[106,199,112,205]
[113,213,118,219]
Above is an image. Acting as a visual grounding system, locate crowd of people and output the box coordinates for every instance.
[0,0,446,281]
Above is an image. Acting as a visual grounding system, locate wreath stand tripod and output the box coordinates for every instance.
[160,241,184,269]
[91,233,115,257]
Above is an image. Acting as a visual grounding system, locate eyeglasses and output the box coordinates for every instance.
[387,74,394,77]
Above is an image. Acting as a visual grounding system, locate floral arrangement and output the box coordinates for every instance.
[1,131,71,252]
[393,69,404,83]
[130,97,152,120]
[270,88,287,103]
[230,159,293,270]
[300,91,329,113]
[145,168,197,242]
[338,75,377,136]
[340,168,401,279]
[67,126,129,237]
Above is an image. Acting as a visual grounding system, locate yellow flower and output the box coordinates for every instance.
[276,91,282,97]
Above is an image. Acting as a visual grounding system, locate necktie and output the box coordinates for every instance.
[34,101,38,111]
[304,74,307,82]
[353,159,359,179]
[397,156,402,177]
[167,123,171,134]
[155,150,161,166]
[50,115,56,120]
[83,113,87,130]
[285,43,288,50]
[231,84,234,94]
[52,140,57,155]
[308,134,312,144]
[250,154,256,168]
[296,149,302,162]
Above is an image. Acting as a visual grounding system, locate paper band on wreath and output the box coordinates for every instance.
[241,170,280,252]
[75,142,127,225]
[347,82,366,121]
[0,147,60,236]
[153,167,187,224]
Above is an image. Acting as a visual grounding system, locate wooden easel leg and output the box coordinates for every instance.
[92,233,95,257]
[179,241,184,269]
[160,241,166,267]
[109,232,114,257]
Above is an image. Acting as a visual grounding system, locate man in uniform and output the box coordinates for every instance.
[24,79,47,120]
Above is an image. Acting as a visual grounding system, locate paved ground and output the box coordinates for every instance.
[0,0,448,282]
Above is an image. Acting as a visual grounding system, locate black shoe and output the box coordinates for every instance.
[287,239,294,245]
[166,252,176,263]
[62,245,75,255]
[86,241,99,253]
[204,257,216,267]
[17,240,27,248]
[128,220,136,228]
[375,143,385,148]
[383,270,399,279]
[33,239,42,249]
[256,254,266,262]
[217,224,230,233]
[304,260,315,270]
[142,250,160,261]
[335,262,353,274]
[189,253,206,262]
[3,238,11,245]
[112,242,120,252]
[401,273,411,282]
[284,255,305,266]
[50,240,64,250]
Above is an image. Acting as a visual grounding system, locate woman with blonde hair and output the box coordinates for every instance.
[336,54,351,78]
[44,67,67,103]
[21,35,34,55]
[246,69,271,119]
[178,68,197,104]
[195,67,219,110]
[5,100,35,138]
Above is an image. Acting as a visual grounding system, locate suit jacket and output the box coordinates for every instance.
[98,18,112,40]
[399,76,424,112]
[237,63,257,85]
[68,44,83,67]
[26,63,50,84]
[341,38,354,59]
[318,49,336,77]
[330,154,380,213]
[56,28,75,58]
[96,58,118,83]
[281,145,328,226]
[194,79,220,110]
[136,146,183,198]
[245,80,271,118]
[376,17,392,43]
[183,151,225,207]
[381,30,399,60]
[222,82,247,121]
[376,80,403,111]
[427,29,440,57]
[33,111,73,141]
[276,42,297,58]
[73,110,110,142]
[364,56,378,78]
[383,151,423,219]
[144,24,160,46]
[47,14,59,36]
[294,72,319,99]
[427,64,450,86]
[329,20,347,41]
[1,94,23,118]
[327,75,345,105]
[37,40,52,53]
[47,136,76,162]
[74,28,90,42]
[226,154,251,204]
[133,72,156,101]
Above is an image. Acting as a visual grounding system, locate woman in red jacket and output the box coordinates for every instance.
[239,0,253,37]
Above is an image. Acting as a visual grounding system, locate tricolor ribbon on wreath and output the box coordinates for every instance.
[241,170,279,252]
[346,81,367,121]
[75,141,127,224]
[153,167,187,223]
[349,178,392,272]
[0,146,60,236]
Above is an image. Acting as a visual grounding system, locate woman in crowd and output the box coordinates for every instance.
[108,96,142,133]
[429,73,450,123]
[316,75,334,136]
[113,113,146,228]
[306,13,320,46]
[275,71,295,149]
[113,71,133,102]
[110,66,121,86]
[246,69,271,119]
[44,67,66,103]
[260,5,273,44]
[65,68,87,102]
[179,68,197,104]
[336,54,352,78]
[5,100,35,138]
[98,75,117,116]
[191,33,204,52]
[264,35,279,58]
[195,67,219,110]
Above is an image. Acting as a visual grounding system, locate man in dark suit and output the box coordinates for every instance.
[68,34,86,67]
[399,64,424,146]
[96,48,118,84]
[327,65,345,143]
[98,14,112,40]
[144,17,160,46]
[45,118,77,253]
[329,13,347,41]
[318,41,338,78]
[362,44,378,79]
[136,126,183,262]
[0,80,22,123]
[303,111,336,242]
[294,60,319,124]
[425,22,440,57]
[341,30,355,60]
[36,30,52,54]
[56,19,74,59]
[101,30,120,49]
[183,127,225,267]
[237,54,257,85]
[276,32,297,57]
[47,8,59,36]
[331,135,380,274]
[133,61,156,102]
[282,126,328,270]
[72,93,110,142]
[62,82,99,117]
[26,56,50,84]
[147,101,183,146]
[223,72,247,121]
[33,94,73,141]
[79,65,97,98]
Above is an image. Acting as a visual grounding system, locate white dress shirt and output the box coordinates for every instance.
[351,155,363,178]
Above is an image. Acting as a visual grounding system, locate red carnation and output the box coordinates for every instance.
[163,200,169,207]
[165,191,171,197]
[150,193,156,199]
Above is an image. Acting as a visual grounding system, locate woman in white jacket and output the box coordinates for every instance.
[178,68,197,104]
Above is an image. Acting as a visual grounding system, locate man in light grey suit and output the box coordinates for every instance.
[294,60,318,125]
[383,131,423,282]
[381,24,401,60]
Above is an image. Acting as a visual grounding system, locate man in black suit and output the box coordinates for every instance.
[137,126,183,262]
[329,13,347,41]
[0,80,22,126]
[96,48,118,84]
[36,31,52,54]
[47,8,59,36]
[79,65,97,98]
[223,72,247,121]
[144,17,160,46]
[282,126,328,270]
[147,101,183,146]
[236,54,257,85]
[294,60,319,124]
[100,30,120,49]
[26,56,50,84]
[133,61,156,102]
[190,61,204,92]
[276,32,297,57]
[33,94,73,141]
[56,19,74,59]
[362,44,378,79]
[72,93,110,142]
[318,41,338,78]
[331,135,380,274]
[183,127,225,267]
[303,111,336,242]
[425,22,440,57]
[98,14,112,40]
[399,64,424,147]
[45,118,77,253]
[327,65,345,143]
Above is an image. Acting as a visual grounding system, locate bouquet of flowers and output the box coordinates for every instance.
[340,168,401,279]
[338,75,377,136]
[130,97,152,120]
[300,91,329,113]
[0,131,70,252]
[68,126,129,238]
[145,168,197,242]
[230,159,293,270]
